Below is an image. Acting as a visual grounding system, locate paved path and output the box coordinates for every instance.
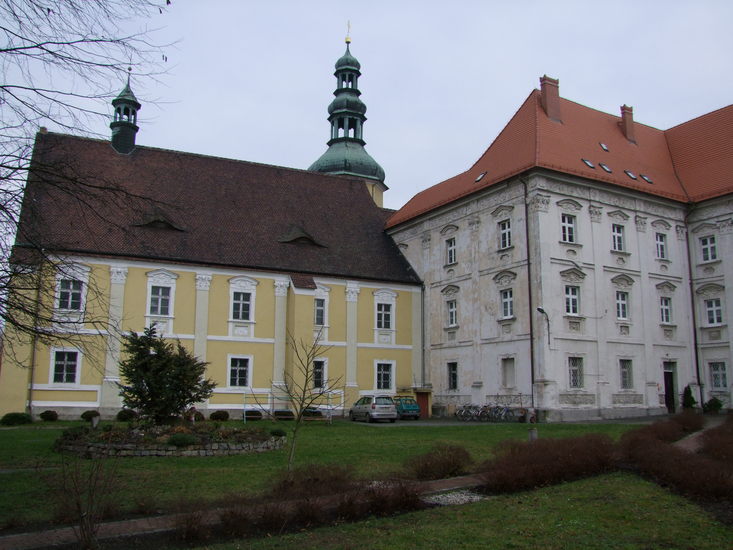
[0,415,726,550]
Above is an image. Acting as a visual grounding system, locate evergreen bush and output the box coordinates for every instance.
[209,410,229,421]
[81,410,100,422]
[682,384,697,409]
[115,408,138,422]
[0,412,33,426]
[39,410,59,422]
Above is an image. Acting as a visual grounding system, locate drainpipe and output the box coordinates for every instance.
[26,259,43,416]
[684,204,704,407]
[521,176,536,410]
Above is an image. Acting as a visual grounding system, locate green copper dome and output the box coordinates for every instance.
[309,41,385,183]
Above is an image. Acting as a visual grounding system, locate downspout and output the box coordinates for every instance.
[684,204,704,406]
[521,176,536,410]
[26,260,43,416]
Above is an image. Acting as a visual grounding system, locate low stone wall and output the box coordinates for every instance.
[57,436,285,458]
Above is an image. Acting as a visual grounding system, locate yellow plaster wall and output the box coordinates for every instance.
[355,348,413,391]
[327,284,347,342]
[122,267,148,332]
[206,341,274,388]
[0,329,33,414]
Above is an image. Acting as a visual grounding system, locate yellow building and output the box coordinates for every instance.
[0,45,427,418]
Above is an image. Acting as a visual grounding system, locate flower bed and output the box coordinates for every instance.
[57,437,285,458]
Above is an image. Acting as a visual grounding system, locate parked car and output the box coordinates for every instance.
[349,395,397,423]
[393,395,421,419]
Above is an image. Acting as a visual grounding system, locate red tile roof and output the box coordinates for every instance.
[17,133,420,285]
[387,87,733,228]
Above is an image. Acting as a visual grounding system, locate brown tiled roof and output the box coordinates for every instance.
[17,133,420,285]
[387,88,733,228]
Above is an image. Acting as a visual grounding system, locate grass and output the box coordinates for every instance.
[0,419,636,528]
[176,473,732,550]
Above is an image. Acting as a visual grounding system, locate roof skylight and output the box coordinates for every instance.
[640,174,653,184]
[475,172,487,182]
[599,163,612,173]
[599,143,609,152]
[581,159,595,168]
[624,170,637,180]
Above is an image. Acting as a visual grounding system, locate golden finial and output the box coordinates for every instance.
[345,20,351,44]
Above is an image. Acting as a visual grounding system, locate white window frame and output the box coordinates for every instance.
[500,288,514,319]
[611,224,625,252]
[705,298,723,325]
[374,289,397,345]
[501,357,516,388]
[447,361,458,390]
[53,264,90,325]
[568,356,584,389]
[229,276,259,338]
[498,219,512,250]
[377,302,392,329]
[660,297,672,324]
[700,235,717,262]
[446,299,457,327]
[709,362,728,390]
[228,355,252,388]
[314,298,326,326]
[619,359,633,390]
[313,285,331,342]
[146,269,178,334]
[374,361,395,392]
[231,291,252,321]
[565,285,580,315]
[49,348,81,386]
[615,291,629,320]
[445,237,457,265]
[655,232,668,260]
[313,358,327,390]
[561,213,576,243]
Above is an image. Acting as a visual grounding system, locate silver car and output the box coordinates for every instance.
[349,395,398,423]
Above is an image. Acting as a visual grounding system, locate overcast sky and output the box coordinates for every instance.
[126,0,733,211]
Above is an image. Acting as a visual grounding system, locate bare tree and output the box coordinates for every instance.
[0,1,172,364]
[279,330,342,471]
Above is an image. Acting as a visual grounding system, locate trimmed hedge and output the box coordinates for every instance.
[39,410,59,422]
[1,412,33,426]
[116,408,139,422]
[81,409,100,422]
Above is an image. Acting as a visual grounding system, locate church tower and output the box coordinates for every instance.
[309,37,387,206]
[110,73,141,154]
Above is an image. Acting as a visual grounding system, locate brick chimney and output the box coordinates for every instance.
[619,105,636,143]
[540,75,561,122]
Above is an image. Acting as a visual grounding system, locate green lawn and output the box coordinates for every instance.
[0,419,637,528]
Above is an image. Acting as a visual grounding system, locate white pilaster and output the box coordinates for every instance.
[194,273,212,360]
[272,278,290,384]
[100,267,127,412]
[346,281,360,386]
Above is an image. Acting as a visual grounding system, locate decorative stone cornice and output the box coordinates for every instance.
[274,279,290,297]
[635,215,647,232]
[588,205,603,223]
[110,267,128,284]
[529,193,550,213]
[346,281,360,302]
[195,273,212,291]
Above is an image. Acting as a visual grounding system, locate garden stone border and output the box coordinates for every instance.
[57,435,285,458]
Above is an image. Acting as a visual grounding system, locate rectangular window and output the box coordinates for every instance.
[229,357,249,387]
[376,363,392,390]
[313,360,325,389]
[620,359,633,390]
[232,291,251,321]
[150,285,171,316]
[447,362,458,390]
[57,280,83,310]
[501,357,515,388]
[705,298,723,325]
[616,291,629,320]
[569,356,584,388]
[655,233,667,259]
[446,299,457,327]
[376,303,392,329]
[53,351,78,384]
[660,297,672,324]
[565,285,580,315]
[500,289,514,318]
[700,235,717,262]
[314,298,326,326]
[561,214,576,243]
[710,362,728,390]
[445,237,456,265]
[498,219,512,249]
[612,224,625,252]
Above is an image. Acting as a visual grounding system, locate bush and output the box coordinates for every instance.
[703,397,723,414]
[700,415,733,463]
[682,384,697,409]
[478,434,616,494]
[244,410,263,421]
[39,410,59,422]
[619,418,685,453]
[670,410,705,432]
[116,408,138,422]
[270,428,286,438]
[405,443,473,480]
[273,409,294,421]
[167,433,198,447]
[209,410,229,421]
[0,412,33,426]
[302,408,323,418]
[270,464,358,499]
[81,410,100,422]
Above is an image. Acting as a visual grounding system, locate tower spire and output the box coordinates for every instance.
[308,37,386,198]
[109,68,141,154]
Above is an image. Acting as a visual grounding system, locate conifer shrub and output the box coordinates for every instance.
[703,397,724,414]
[209,410,229,421]
[478,434,615,493]
[39,410,59,422]
[404,443,473,480]
[115,408,138,422]
[0,412,32,426]
[682,384,697,409]
[80,409,100,422]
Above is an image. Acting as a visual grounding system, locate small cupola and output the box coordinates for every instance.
[110,72,141,154]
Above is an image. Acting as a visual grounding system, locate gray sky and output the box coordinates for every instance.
[127,0,733,211]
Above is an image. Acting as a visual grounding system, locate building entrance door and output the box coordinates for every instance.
[663,362,676,413]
